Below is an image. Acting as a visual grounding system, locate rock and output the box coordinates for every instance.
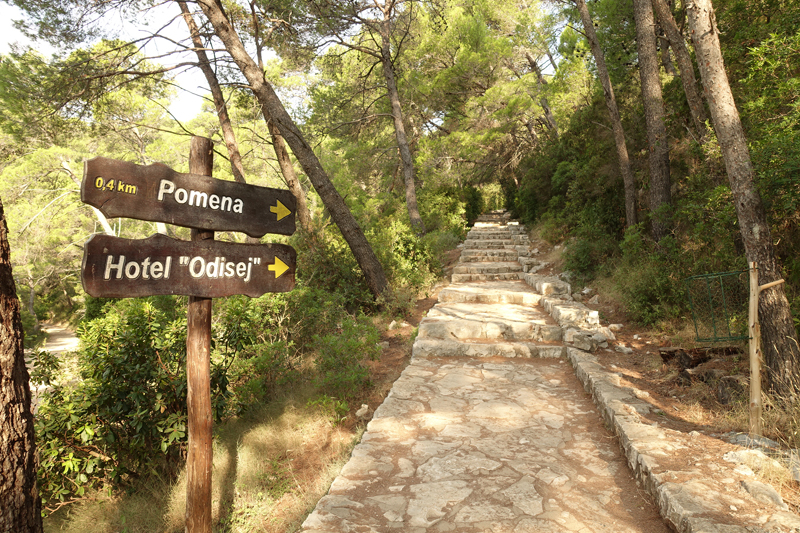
[379,341,390,350]
[717,375,747,405]
[588,295,599,305]
[356,404,373,422]
[615,345,633,354]
[608,323,624,332]
[725,432,780,450]
[659,347,712,371]
[789,455,800,483]
[572,332,597,352]
[595,326,616,342]
[679,367,725,386]
[741,480,789,510]
[723,449,783,471]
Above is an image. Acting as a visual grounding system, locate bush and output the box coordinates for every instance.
[562,227,619,282]
[613,226,687,325]
[35,297,232,508]
[313,313,380,400]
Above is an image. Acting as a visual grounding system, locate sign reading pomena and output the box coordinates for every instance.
[82,157,296,237]
[82,233,296,298]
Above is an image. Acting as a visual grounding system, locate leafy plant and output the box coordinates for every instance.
[35,296,232,509]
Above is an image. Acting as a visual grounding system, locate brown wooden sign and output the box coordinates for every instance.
[82,157,296,237]
[82,233,296,298]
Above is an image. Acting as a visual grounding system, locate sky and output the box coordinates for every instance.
[0,2,206,122]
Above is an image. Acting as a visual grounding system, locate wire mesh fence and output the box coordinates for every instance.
[684,270,749,342]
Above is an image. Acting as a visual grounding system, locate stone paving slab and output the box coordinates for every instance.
[438,282,542,306]
[301,356,669,533]
[453,262,523,275]
[419,302,561,342]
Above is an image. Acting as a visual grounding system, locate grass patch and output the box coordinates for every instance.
[44,390,362,533]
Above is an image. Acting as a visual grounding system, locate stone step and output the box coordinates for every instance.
[467,229,511,237]
[418,302,562,342]
[522,273,572,296]
[412,338,566,359]
[451,272,522,282]
[541,296,600,329]
[463,240,514,249]
[465,234,513,241]
[460,249,520,262]
[438,281,543,306]
[453,262,523,275]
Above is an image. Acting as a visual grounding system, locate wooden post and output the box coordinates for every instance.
[186,136,214,532]
[748,261,762,437]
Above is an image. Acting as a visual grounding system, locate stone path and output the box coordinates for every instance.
[27,324,80,412]
[302,212,800,533]
[301,213,668,532]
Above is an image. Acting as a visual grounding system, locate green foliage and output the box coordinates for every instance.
[562,227,619,282]
[312,314,380,400]
[216,284,381,410]
[35,297,231,507]
[20,309,45,349]
[612,226,687,325]
[463,186,483,224]
[293,225,373,311]
[29,349,60,386]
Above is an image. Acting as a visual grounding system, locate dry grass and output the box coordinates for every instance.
[44,393,362,533]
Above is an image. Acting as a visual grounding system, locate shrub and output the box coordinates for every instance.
[562,226,619,282]
[312,313,380,400]
[35,297,232,508]
[613,226,687,325]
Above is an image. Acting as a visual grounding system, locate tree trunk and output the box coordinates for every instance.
[653,0,708,137]
[688,0,800,398]
[574,0,638,228]
[633,0,672,241]
[195,0,389,298]
[0,196,43,533]
[266,119,312,231]
[658,31,677,75]
[181,1,311,232]
[525,52,559,137]
[179,1,247,183]
[379,14,426,235]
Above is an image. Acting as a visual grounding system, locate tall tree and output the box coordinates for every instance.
[0,195,43,533]
[632,0,671,240]
[525,52,559,137]
[309,0,426,234]
[652,0,708,138]
[178,1,312,231]
[573,0,638,227]
[687,0,800,398]
[196,0,389,297]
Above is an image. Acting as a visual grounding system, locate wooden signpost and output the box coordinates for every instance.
[81,234,295,298]
[79,137,296,532]
[82,156,297,237]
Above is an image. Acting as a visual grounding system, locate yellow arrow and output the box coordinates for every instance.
[270,200,292,221]
[268,257,290,278]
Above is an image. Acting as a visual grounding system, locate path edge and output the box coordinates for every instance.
[568,346,759,533]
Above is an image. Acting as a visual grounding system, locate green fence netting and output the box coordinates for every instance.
[685,270,749,342]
